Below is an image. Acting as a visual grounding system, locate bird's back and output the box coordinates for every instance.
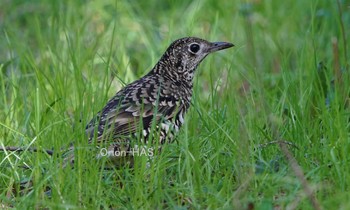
[85,73,190,148]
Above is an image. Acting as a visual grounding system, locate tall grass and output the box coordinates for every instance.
[0,0,349,209]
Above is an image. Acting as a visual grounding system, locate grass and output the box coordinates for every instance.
[0,0,349,209]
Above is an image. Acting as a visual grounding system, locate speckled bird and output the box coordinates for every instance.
[0,37,234,194]
[83,37,233,164]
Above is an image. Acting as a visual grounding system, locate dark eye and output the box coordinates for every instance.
[189,43,200,53]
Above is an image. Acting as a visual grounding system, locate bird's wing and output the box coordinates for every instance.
[85,79,181,144]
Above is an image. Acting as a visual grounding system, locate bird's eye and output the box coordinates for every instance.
[189,43,200,54]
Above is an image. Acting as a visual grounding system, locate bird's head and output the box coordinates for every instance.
[154,37,234,83]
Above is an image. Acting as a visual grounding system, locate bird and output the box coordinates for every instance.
[0,37,233,195]
[80,37,234,166]
[1,37,234,168]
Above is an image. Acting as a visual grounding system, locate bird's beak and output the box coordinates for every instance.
[207,42,234,53]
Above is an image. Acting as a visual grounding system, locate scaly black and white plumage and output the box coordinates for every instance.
[81,37,233,165]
